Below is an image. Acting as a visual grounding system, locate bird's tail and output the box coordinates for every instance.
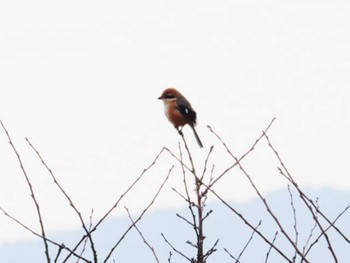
[190,125,203,148]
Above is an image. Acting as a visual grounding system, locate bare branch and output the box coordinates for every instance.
[64,147,167,262]
[164,147,192,172]
[265,133,350,245]
[264,133,339,261]
[97,147,167,229]
[200,145,214,181]
[103,165,173,262]
[76,209,95,263]
[209,123,308,262]
[172,187,194,207]
[26,138,97,262]
[203,238,219,261]
[302,213,318,257]
[54,244,65,263]
[167,251,173,263]
[125,206,160,263]
[223,220,261,263]
[161,233,192,262]
[176,213,196,228]
[265,231,278,263]
[206,117,276,190]
[177,131,217,262]
[208,188,292,262]
[178,143,199,237]
[0,120,51,262]
[287,185,299,261]
[178,129,196,174]
[202,210,213,221]
[0,205,91,262]
[303,204,350,260]
[223,247,238,261]
[237,220,262,263]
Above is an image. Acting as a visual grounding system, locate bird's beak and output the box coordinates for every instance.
[158,96,163,100]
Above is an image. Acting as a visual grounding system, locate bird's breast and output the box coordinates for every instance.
[162,100,188,128]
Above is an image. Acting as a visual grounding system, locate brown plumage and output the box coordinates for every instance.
[158,88,203,148]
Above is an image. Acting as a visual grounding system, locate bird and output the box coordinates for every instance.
[158,88,203,148]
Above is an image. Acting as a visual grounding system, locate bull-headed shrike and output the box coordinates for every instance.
[158,88,203,148]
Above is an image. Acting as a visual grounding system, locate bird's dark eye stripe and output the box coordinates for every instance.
[165,94,175,99]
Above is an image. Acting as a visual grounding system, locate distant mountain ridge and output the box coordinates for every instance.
[1,188,349,262]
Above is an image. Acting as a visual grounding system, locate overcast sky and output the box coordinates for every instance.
[1,0,350,244]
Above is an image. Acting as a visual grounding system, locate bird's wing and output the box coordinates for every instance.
[177,96,197,125]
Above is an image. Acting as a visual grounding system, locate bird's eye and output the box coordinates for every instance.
[165,94,175,99]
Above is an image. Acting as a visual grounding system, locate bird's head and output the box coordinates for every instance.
[158,88,181,100]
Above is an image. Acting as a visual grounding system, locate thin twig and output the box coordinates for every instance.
[223,247,238,261]
[161,233,192,262]
[209,125,308,262]
[26,138,97,263]
[103,165,173,262]
[125,207,160,263]
[76,209,95,263]
[266,132,350,244]
[303,204,350,260]
[178,132,205,262]
[265,231,278,263]
[200,145,214,181]
[202,165,215,205]
[287,185,299,262]
[164,147,192,172]
[172,187,195,207]
[178,143,198,237]
[176,213,196,228]
[168,119,291,262]
[264,133,339,262]
[223,221,261,263]
[205,117,275,190]
[54,244,65,263]
[0,120,51,262]
[167,251,173,263]
[202,210,213,221]
[0,205,91,262]
[203,238,219,261]
[236,220,262,263]
[178,130,196,174]
[302,213,318,256]
[64,147,167,262]
[301,198,320,261]
[208,188,292,262]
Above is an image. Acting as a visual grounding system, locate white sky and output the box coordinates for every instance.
[1,0,350,243]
